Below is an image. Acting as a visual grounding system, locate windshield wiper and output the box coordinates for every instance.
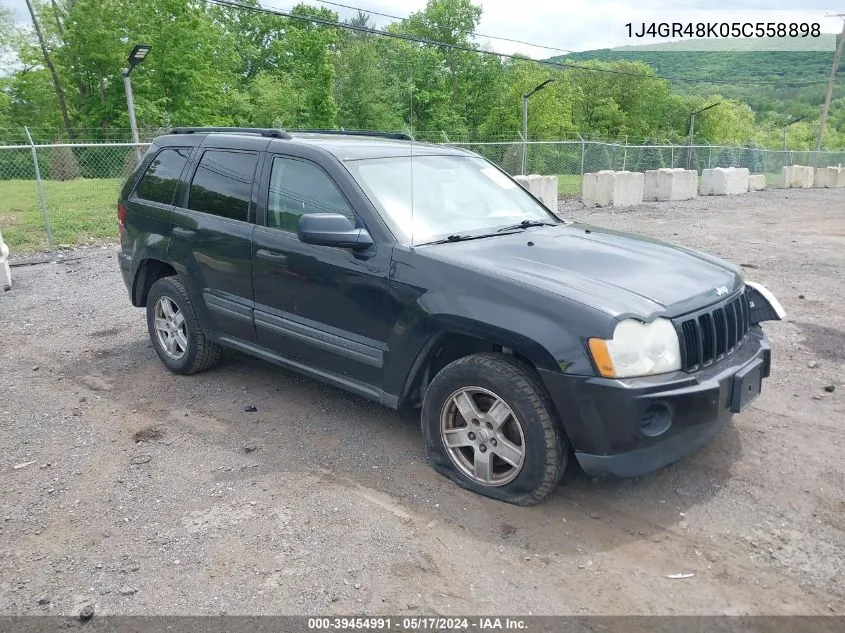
[418,223,554,246]
[418,234,481,245]
[496,219,559,232]
[417,231,524,246]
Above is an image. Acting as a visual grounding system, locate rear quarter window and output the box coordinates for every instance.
[135,148,191,205]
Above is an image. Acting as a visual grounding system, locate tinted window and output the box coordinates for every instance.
[135,148,190,204]
[188,150,258,222]
[267,156,353,232]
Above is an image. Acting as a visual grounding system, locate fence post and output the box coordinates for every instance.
[579,134,586,177]
[622,135,628,171]
[671,145,674,168]
[25,126,56,257]
[708,143,712,169]
[519,130,527,176]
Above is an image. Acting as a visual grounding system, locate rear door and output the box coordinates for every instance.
[120,146,192,280]
[169,144,263,342]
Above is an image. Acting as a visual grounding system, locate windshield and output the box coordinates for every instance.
[345,155,558,245]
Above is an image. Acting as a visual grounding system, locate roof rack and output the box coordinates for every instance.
[169,127,292,139]
[290,129,416,141]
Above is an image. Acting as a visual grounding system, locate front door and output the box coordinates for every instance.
[169,147,260,342]
[252,154,393,387]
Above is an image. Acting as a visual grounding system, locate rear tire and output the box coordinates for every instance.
[421,353,567,505]
[146,276,222,375]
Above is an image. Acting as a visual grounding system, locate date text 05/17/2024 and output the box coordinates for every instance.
[307,617,528,630]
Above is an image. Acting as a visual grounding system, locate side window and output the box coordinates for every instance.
[267,156,353,232]
[135,147,190,204]
[188,150,259,222]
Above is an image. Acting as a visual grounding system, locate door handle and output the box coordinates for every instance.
[256,249,288,265]
[172,227,195,238]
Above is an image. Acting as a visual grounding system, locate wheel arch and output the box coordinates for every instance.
[131,258,177,307]
[395,317,559,409]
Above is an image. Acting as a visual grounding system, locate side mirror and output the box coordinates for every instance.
[297,213,374,250]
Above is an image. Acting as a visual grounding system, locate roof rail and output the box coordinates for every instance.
[290,129,416,141]
[169,127,292,139]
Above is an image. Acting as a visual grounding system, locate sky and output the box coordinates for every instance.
[3,0,843,58]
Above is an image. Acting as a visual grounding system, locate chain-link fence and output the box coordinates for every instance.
[1,136,844,254]
[0,140,148,254]
[446,140,845,195]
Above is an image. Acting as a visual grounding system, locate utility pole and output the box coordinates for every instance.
[816,15,845,151]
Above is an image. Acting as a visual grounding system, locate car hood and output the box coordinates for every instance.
[419,223,743,319]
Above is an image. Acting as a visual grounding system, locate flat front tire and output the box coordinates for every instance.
[421,353,567,505]
[146,276,222,375]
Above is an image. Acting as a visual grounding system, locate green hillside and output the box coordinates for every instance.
[549,39,844,131]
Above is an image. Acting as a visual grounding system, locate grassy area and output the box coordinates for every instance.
[0,178,122,252]
[556,174,582,196]
[764,172,782,187]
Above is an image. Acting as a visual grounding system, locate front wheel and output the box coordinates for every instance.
[421,353,567,505]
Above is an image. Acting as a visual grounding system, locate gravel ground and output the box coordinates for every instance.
[0,188,843,617]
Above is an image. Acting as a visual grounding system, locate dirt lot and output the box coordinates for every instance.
[1,188,843,616]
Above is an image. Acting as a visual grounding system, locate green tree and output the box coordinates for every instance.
[479,60,574,139]
[637,139,665,171]
[335,14,404,130]
[689,97,755,145]
[280,4,340,128]
[248,72,300,128]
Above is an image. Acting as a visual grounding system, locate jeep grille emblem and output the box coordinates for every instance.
[715,285,729,296]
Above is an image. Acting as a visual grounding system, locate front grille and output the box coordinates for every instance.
[676,290,751,371]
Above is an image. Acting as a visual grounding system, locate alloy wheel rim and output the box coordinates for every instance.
[439,386,526,487]
[154,296,188,360]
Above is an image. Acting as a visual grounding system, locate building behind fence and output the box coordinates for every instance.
[1,136,844,254]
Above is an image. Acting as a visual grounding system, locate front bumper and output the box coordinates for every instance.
[538,328,771,477]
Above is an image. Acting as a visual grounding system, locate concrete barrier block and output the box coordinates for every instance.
[0,229,11,292]
[643,168,697,201]
[779,165,814,188]
[582,170,644,208]
[582,171,611,207]
[514,174,559,210]
[700,167,749,195]
[748,174,766,191]
[814,166,845,188]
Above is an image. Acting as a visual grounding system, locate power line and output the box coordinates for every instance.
[207,0,837,86]
[307,0,578,54]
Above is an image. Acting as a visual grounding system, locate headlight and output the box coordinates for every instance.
[588,318,681,378]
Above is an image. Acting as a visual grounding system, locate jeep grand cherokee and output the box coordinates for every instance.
[118,127,785,505]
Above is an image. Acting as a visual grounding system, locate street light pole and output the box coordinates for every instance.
[123,70,142,165]
[122,44,152,167]
[521,79,554,175]
[686,102,720,170]
[782,115,807,152]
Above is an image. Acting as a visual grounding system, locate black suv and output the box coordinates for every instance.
[118,127,785,505]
